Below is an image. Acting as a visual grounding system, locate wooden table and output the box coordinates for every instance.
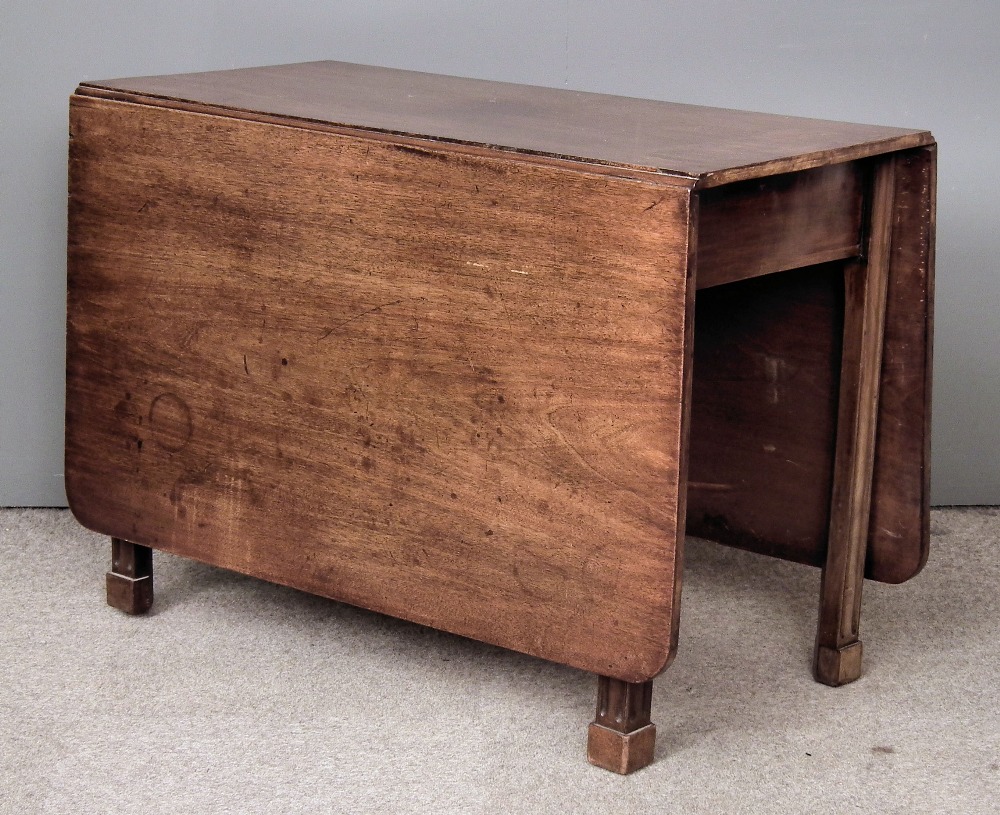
[66,61,935,774]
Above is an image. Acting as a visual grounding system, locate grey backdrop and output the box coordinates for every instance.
[1,1,996,506]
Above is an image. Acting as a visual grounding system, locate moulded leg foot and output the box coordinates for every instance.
[588,722,656,775]
[106,538,153,614]
[814,640,863,687]
[587,675,656,774]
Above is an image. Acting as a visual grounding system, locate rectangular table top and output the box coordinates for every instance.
[78,60,932,187]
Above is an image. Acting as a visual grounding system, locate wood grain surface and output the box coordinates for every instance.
[697,162,863,288]
[66,95,694,681]
[77,60,933,187]
[866,145,935,583]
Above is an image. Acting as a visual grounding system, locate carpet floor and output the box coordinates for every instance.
[1,507,997,814]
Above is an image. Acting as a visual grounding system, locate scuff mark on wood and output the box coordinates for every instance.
[318,298,422,341]
[687,482,736,492]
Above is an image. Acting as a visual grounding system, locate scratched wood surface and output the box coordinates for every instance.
[78,60,933,187]
[66,95,694,682]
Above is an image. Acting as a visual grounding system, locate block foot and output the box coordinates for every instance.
[814,640,863,687]
[587,675,656,774]
[106,537,153,614]
[588,722,656,774]
[106,572,153,614]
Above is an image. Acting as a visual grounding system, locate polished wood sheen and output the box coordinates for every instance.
[65,61,936,774]
[67,94,692,682]
[79,61,932,186]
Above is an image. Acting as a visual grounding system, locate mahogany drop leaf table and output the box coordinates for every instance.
[66,61,935,774]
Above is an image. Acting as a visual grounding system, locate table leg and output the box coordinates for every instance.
[814,157,896,686]
[106,537,154,614]
[587,675,656,774]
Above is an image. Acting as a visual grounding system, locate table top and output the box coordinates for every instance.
[77,61,932,187]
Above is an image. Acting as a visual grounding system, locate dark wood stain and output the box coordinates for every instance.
[867,145,935,584]
[686,264,843,566]
[64,61,936,773]
[688,149,934,585]
[76,60,932,186]
[697,162,863,288]
[67,93,692,682]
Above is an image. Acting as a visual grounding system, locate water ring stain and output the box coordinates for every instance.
[149,393,193,452]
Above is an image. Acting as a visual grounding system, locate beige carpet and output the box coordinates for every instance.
[1,507,997,814]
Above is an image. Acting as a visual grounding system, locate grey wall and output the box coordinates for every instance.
[1,1,996,506]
